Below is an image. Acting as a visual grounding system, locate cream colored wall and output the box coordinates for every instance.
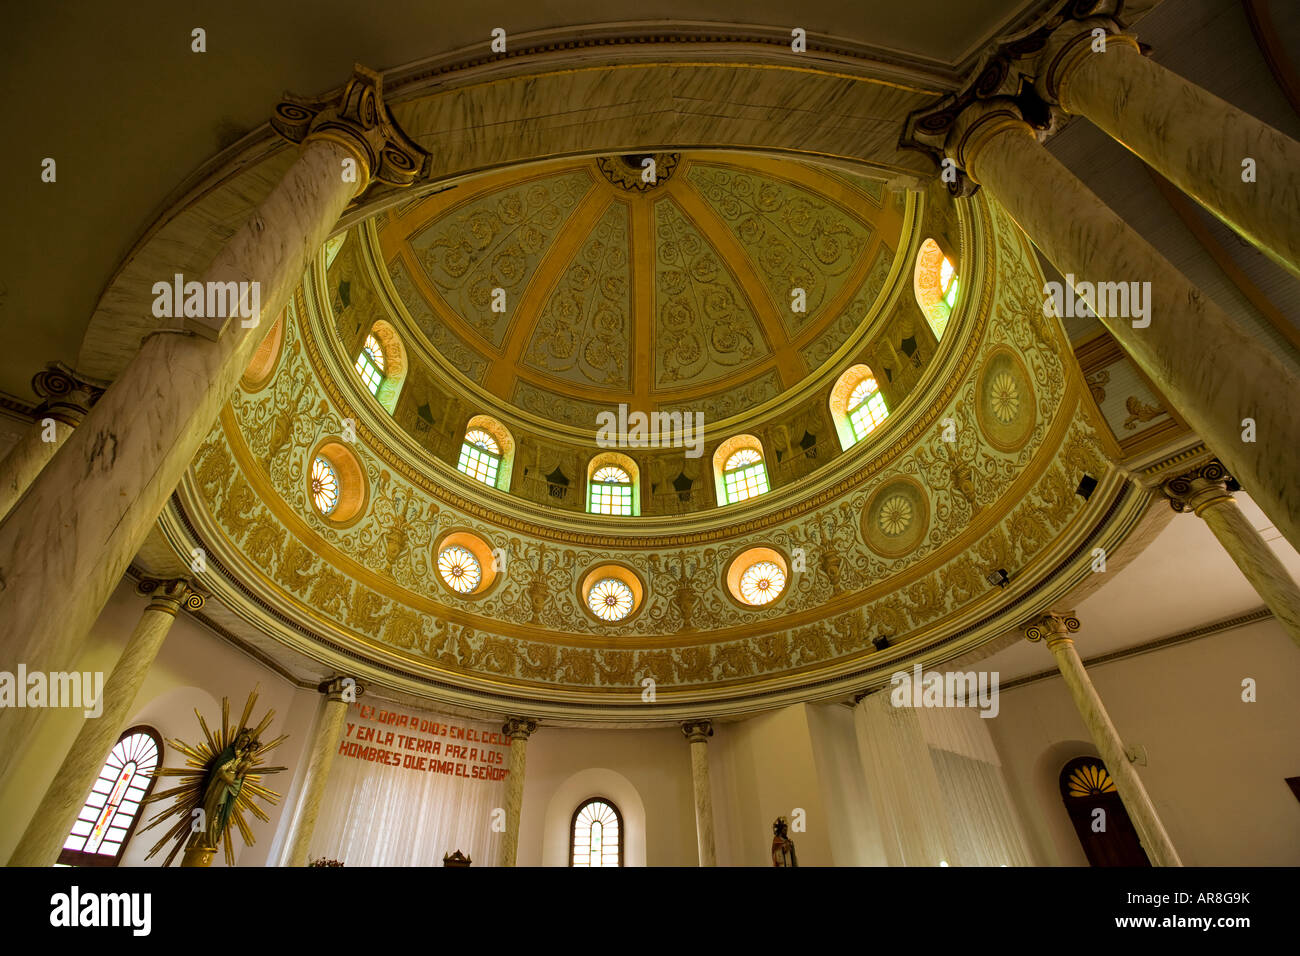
[516,724,697,867]
[986,618,1300,866]
[711,703,836,866]
[0,577,317,866]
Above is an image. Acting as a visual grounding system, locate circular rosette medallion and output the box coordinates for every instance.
[975,347,1035,452]
[862,478,929,557]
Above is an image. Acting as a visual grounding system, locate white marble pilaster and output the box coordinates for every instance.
[1037,19,1300,278]
[7,578,200,867]
[682,719,717,867]
[285,677,358,867]
[1025,613,1182,867]
[0,67,427,782]
[0,364,104,522]
[499,717,537,867]
[1162,461,1300,649]
[944,102,1300,559]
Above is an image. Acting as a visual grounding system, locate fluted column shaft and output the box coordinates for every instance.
[1162,462,1300,648]
[285,677,358,867]
[0,364,103,523]
[8,578,200,866]
[1041,24,1300,277]
[949,107,1300,557]
[499,717,536,867]
[1027,614,1181,866]
[682,719,716,866]
[0,67,426,782]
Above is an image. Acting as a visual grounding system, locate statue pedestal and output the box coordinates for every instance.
[182,843,216,867]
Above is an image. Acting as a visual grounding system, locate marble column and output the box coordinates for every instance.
[1034,12,1300,277]
[499,717,537,867]
[8,578,201,866]
[1024,613,1182,866]
[0,363,105,523]
[1161,459,1300,649]
[0,66,426,782]
[285,676,360,867]
[924,97,1300,558]
[681,719,717,866]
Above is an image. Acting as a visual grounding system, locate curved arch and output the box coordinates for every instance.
[459,415,515,491]
[913,237,959,341]
[587,451,640,516]
[77,33,938,383]
[542,767,647,867]
[712,434,769,506]
[829,363,888,450]
[240,308,286,392]
[359,318,408,413]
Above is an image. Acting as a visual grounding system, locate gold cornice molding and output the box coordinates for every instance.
[162,441,1146,717]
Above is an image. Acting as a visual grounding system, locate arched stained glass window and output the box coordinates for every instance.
[59,727,162,867]
[458,429,502,487]
[589,465,633,516]
[570,797,623,867]
[355,333,386,396]
[722,447,769,504]
[848,376,888,441]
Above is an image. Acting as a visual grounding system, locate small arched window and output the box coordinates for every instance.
[570,797,623,867]
[586,453,640,516]
[712,436,770,505]
[458,429,501,487]
[848,377,888,441]
[914,237,959,341]
[830,364,889,450]
[59,726,163,867]
[457,416,515,491]
[355,334,385,396]
[353,320,407,414]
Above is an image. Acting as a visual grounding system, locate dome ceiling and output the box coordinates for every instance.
[371,152,904,429]
[159,175,1147,720]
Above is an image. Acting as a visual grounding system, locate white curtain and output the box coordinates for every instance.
[855,693,1034,866]
[308,705,507,867]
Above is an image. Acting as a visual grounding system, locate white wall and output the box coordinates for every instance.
[987,618,1300,866]
[516,724,697,867]
[0,577,317,866]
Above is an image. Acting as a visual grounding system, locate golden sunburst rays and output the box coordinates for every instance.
[1067,763,1117,797]
[139,688,288,866]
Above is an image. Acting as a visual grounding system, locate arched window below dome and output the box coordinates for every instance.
[570,797,623,867]
[59,726,163,867]
[914,237,959,341]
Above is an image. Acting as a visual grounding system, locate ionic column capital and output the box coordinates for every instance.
[1032,11,1141,111]
[1160,458,1238,515]
[136,577,204,617]
[318,676,363,702]
[681,718,714,744]
[31,362,107,427]
[1023,610,1081,648]
[502,717,538,741]
[271,64,428,197]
